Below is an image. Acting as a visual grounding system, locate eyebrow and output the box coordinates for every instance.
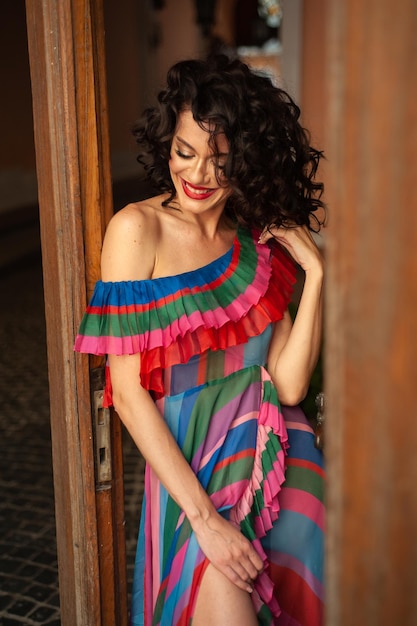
[176,136,228,157]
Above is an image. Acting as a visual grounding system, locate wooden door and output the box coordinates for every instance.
[25,1,127,624]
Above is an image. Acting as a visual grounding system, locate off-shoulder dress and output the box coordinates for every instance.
[75,226,325,626]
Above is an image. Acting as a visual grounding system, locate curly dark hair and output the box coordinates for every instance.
[132,55,325,231]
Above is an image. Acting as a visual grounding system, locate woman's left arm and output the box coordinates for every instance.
[259,225,324,405]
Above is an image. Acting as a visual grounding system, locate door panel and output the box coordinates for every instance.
[25,1,126,624]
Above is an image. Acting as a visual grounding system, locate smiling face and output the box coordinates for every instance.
[169,109,231,219]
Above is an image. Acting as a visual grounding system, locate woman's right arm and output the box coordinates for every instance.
[101,206,263,592]
[108,352,263,593]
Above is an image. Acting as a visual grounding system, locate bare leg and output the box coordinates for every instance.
[192,563,258,626]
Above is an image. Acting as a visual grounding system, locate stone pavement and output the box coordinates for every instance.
[0,253,144,625]
[0,256,60,624]
[0,179,154,625]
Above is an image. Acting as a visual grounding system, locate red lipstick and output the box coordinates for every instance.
[181,178,217,200]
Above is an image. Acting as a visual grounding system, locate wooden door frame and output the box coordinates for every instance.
[25,1,126,624]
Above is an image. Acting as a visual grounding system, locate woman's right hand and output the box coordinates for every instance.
[192,510,264,593]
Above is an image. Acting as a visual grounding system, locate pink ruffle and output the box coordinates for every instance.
[140,243,295,397]
[229,367,289,621]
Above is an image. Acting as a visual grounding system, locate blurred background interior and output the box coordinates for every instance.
[0,0,326,264]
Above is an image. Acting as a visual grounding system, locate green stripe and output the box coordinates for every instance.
[284,465,324,503]
[171,516,193,565]
[261,430,282,475]
[162,497,182,567]
[182,367,261,456]
[208,456,254,495]
[262,378,281,409]
[153,588,166,624]
[257,602,273,625]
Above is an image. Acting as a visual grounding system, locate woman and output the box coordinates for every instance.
[75,55,325,626]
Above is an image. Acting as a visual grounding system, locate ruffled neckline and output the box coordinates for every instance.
[74,226,296,400]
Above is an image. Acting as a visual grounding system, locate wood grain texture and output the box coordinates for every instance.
[325,1,417,624]
[25,1,126,623]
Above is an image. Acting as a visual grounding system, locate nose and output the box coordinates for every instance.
[188,158,212,186]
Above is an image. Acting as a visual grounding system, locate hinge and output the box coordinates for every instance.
[91,367,112,484]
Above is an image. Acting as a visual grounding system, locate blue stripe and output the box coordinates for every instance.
[89,245,234,306]
[286,428,325,469]
[261,508,324,583]
[196,418,258,488]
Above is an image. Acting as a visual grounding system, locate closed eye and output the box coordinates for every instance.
[212,160,227,175]
[175,149,193,159]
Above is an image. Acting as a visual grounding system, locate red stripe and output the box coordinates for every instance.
[213,448,256,473]
[269,563,323,626]
[286,457,326,479]
[177,558,209,626]
[196,351,208,386]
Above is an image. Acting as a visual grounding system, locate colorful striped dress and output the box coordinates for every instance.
[74,226,325,626]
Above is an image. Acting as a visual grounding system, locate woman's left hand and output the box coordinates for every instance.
[261,223,324,404]
[258,224,323,275]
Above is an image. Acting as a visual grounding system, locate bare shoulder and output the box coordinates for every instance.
[101,196,163,282]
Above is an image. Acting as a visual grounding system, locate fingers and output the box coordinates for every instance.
[224,564,254,593]
[193,512,264,594]
[258,223,310,244]
[223,545,264,593]
[239,553,263,582]
[258,224,323,273]
[248,547,264,574]
[212,543,263,593]
[223,555,263,593]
